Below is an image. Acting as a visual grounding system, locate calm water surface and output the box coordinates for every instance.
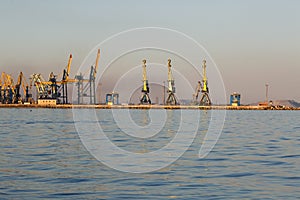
[0,109,299,199]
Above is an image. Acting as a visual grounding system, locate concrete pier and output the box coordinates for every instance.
[0,104,299,110]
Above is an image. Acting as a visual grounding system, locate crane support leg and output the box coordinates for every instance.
[199,92,211,106]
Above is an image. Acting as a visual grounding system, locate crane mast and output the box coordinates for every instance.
[166,59,179,105]
[63,54,72,82]
[140,59,151,104]
[61,54,73,104]
[202,60,208,93]
[94,49,100,80]
[167,59,174,93]
[199,59,211,106]
[89,49,100,104]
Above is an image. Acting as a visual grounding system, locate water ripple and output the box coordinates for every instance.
[0,109,299,199]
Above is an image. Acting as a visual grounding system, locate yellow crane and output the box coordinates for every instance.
[93,49,100,80]
[61,54,75,104]
[199,60,211,106]
[31,54,75,104]
[30,73,49,99]
[2,73,15,104]
[13,72,32,104]
[140,59,151,104]
[166,59,179,105]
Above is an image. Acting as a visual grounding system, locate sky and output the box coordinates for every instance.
[0,0,299,104]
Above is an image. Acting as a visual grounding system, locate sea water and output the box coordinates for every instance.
[0,109,299,199]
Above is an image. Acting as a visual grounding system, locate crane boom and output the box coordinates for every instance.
[65,54,72,81]
[5,74,15,92]
[94,49,100,79]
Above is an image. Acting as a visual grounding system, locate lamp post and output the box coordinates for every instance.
[163,81,165,105]
[265,83,269,105]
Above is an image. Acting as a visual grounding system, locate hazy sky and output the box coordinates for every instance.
[0,0,299,103]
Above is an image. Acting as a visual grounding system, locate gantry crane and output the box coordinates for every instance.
[166,59,179,105]
[199,59,211,106]
[75,49,100,104]
[140,59,151,104]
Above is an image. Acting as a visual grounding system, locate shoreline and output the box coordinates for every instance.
[0,104,299,110]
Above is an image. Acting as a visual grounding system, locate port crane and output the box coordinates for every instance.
[75,49,100,104]
[199,59,211,106]
[30,54,77,104]
[0,72,8,103]
[21,75,31,103]
[61,54,74,104]
[166,59,179,105]
[140,59,151,104]
[31,72,63,103]
[14,72,23,103]
[14,72,32,104]
[30,73,48,99]
[0,73,15,104]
